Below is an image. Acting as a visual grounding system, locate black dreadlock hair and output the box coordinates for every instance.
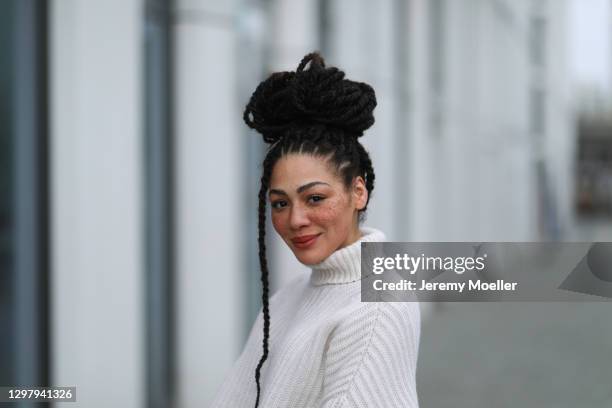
[243,51,377,408]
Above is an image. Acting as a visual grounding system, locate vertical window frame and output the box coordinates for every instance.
[144,0,176,407]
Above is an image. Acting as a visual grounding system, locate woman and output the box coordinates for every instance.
[210,52,420,408]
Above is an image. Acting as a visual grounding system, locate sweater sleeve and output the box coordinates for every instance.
[319,302,421,408]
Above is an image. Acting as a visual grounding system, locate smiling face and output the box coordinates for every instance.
[269,153,368,265]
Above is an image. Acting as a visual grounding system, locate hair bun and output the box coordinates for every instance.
[243,52,377,143]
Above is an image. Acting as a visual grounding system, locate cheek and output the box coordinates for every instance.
[271,212,285,234]
[312,197,351,226]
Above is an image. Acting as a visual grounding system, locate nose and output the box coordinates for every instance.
[288,203,310,230]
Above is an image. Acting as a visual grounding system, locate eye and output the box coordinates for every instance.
[271,200,288,209]
[308,195,325,204]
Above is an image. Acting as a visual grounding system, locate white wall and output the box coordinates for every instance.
[543,1,574,238]
[173,1,245,406]
[51,1,144,407]
[406,0,570,241]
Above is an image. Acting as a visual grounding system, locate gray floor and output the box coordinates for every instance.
[417,219,612,408]
[417,302,612,408]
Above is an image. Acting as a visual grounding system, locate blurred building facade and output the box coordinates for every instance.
[0,0,577,407]
[574,88,612,216]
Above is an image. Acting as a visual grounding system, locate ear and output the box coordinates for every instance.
[352,176,368,210]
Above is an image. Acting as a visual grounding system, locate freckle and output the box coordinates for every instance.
[314,198,342,222]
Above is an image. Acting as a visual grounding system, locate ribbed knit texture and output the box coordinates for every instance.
[209,227,421,408]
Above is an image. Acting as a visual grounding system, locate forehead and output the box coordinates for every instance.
[270,154,339,187]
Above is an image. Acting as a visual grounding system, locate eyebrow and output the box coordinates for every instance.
[269,181,331,196]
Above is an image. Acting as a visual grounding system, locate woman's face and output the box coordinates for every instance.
[269,153,368,265]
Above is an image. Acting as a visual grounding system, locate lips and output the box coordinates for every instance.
[291,234,321,249]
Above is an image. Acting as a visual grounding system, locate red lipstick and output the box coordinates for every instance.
[291,234,320,249]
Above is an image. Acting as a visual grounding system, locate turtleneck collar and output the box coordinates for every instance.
[309,227,387,286]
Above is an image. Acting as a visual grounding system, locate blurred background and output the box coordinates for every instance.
[1,0,611,407]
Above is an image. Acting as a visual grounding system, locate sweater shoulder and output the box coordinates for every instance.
[347,301,420,324]
[328,302,421,368]
[304,279,420,336]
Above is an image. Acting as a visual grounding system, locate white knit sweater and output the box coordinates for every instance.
[209,227,421,408]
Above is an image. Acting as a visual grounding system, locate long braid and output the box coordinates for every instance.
[254,154,274,408]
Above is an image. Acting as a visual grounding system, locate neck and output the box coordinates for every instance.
[341,225,363,249]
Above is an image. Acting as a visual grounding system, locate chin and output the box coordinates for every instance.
[294,250,327,265]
